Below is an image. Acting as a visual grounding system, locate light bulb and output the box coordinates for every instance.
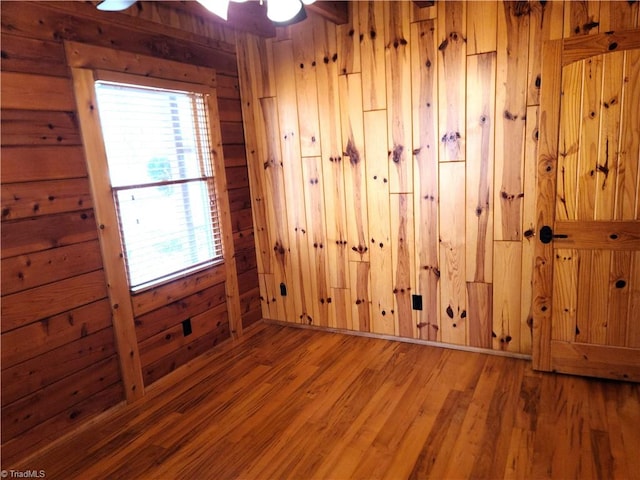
[267,0,303,23]
[97,0,137,11]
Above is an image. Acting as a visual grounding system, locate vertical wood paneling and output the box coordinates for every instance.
[550,249,578,342]
[236,34,272,276]
[359,1,386,111]
[315,16,349,291]
[292,26,321,158]
[563,0,600,37]
[437,0,467,162]
[527,0,564,106]
[586,250,611,344]
[365,109,394,334]
[493,241,523,351]
[577,56,601,220]
[494,0,529,240]
[238,3,640,360]
[411,19,440,341]
[258,96,296,322]
[273,40,313,325]
[628,252,640,348]
[339,74,370,263]
[350,260,371,332]
[439,161,466,345]
[595,51,624,221]
[616,49,640,220]
[391,193,415,337]
[258,273,277,320]
[598,1,639,32]
[521,105,539,354]
[331,287,352,330]
[302,156,332,327]
[575,251,593,343]
[467,282,493,349]
[385,1,413,194]
[607,251,632,346]
[467,1,497,55]
[466,52,495,284]
[336,2,361,75]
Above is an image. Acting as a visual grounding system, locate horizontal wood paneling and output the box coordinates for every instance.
[1,327,117,407]
[139,303,228,367]
[1,382,124,467]
[1,210,98,259]
[0,72,75,111]
[142,320,230,387]
[220,121,246,144]
[217,74,241,100]
[1,0,259,463]
[1,110,81,146]
[135,283,227,343]
[0,33,69,77]
[131,265,227,317]
[1,179,92,220]
[1,239,102,295]
[0,1,239,74]
[230,208,255,233]
[2,355,121,442]
[1,299,112,369]
[221,144,248,167]
[226,165,250,190]
[1,270,108,332]
[228,187,252,212]
[1,146,88,183]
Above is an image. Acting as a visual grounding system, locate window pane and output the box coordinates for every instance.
[94,80,222,291]
[116,181,217,288]
[95,83,206,187]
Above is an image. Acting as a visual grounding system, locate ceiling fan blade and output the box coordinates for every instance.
[97,0,138,11]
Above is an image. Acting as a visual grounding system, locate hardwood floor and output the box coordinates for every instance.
[9,322,640,479]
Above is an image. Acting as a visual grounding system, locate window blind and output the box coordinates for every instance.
[95,81,223,291]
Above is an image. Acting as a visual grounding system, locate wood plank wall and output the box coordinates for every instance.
[237,0,639,354]
[1,1,260,464]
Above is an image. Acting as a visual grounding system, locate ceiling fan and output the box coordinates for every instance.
[97,0,315,24]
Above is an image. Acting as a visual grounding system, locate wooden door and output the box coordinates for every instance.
[533,30,640,381]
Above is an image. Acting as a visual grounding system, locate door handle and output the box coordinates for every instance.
[539,225,568,244]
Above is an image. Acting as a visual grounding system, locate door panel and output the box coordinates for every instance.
[534,30,640,381]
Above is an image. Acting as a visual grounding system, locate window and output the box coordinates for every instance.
[94,81,222,291]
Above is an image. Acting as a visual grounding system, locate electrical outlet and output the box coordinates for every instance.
[182,318,192,336]
[412,294,423,311]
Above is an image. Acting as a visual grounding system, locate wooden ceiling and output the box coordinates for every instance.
[166,0,434,37]
[167,0,348,37]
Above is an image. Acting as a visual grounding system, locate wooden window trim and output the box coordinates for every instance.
[68,41,242,403]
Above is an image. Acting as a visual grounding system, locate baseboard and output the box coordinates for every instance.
[263,318,532,361]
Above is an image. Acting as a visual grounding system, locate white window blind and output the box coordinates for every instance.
[94,81,223,291]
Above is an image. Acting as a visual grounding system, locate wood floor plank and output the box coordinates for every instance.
[9,322,640,479]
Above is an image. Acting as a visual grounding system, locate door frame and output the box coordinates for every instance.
[533,30,640,378]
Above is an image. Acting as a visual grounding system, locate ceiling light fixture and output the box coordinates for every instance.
[97,0,316,25]
[266,0,302,23]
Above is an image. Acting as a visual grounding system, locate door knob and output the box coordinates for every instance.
[539,225,568,244]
